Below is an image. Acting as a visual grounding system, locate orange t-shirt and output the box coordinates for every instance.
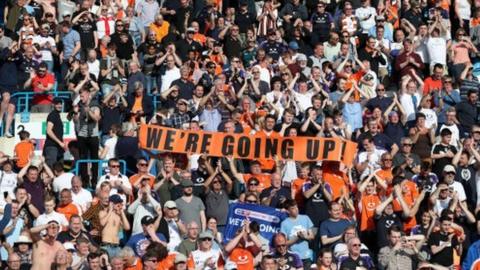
[323,170,348,200]
[149,21,170,43]
[255,130,280,171]
[392,181,419,232]
[291,177,307,207]
[228,248,255,270]
[345,70,365,101]
[243,173,271,192]
[157,253,176,270]
[193,33,206,45]
[360,194,381,231]
[14,141,35,168]
[125,258,143,270]
[57,203,79,221]
[132,96,143,114]
[423,77,443,95]
[129,174,155,188]
[375,168,393,194]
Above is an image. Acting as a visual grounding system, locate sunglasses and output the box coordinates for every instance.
[138,163,148,167]
[116,24,124,27]
[352,244,361,247]
[212,181,221,184]
[382,159,392,161]
[376,88,385,91]
[110,165,120,168]
[276,244,287,247]
[249,182,259,186]
[473,131,480,134]
[446,172,456,175]
[402,143,413,146]
[201,238,212,242]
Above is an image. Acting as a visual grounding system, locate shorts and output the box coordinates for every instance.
[0,86,17,105]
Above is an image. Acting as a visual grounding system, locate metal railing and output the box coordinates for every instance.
[0,90,164,136]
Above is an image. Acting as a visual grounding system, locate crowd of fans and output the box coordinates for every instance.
[2,0,480,269]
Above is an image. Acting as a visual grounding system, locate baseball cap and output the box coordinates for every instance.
[288,41,299,50]
[187,27,195,33]
[174,253,187,264]
[443,165,456,174]
[199,230,214,239]
[164,200,177,209]
[63,242,76,252]
[141,215,155,225]
[109,194,123,204]
[63,11,72,17]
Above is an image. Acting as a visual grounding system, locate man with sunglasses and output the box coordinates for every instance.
[270,232,303,269]
[187,230,224,269]
[96,158,132,201]
[23,63,54,113]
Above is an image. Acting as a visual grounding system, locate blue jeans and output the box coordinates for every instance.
[101,243,121,258]
[145,75,157,94]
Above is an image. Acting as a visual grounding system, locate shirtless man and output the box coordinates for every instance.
[31,220,65,270]
[99,194,130,257]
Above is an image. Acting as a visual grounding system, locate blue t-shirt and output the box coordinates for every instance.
[126,232,167,257]
[280,215,314,261]
[319,218,353,248]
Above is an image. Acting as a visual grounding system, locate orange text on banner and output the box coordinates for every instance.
[138,124,358,165]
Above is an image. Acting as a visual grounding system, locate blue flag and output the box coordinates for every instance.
[223,203,288,244]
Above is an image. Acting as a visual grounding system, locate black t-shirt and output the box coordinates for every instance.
[44,110,64,148]
[73,20,97,49]
[100,105,125,133]
[456,164,477,208]
[339,255,375,270]
[57,230,93,244]
[191,168,209,197]
[223,35,243,59]
[234,11,256,33]
[71,72,98,89]
[303,182,330,227]
[171,78,194,100]
[175,38,202,62]
[428,231,459,267]
[259,187,291,208]
[17,58,37,89]
[432,143,457,176]
[375,213,403,248]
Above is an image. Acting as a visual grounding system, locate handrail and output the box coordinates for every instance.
[73,159,127,179]
[11,91,73,112]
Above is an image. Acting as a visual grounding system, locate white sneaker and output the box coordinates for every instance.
[4,132,13,138]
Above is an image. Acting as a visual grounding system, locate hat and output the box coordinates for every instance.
[48,220,60,226]
[14,235,32,245]
[239,0,248,6]
[376,15,386,21]
[41,24,50,30]
[53,97,63,104]
[225,261,238,270]
[296,53,307,61]
[181,179,194,187]
[141,215,155,225]
[63,242,76,251]
[187,27,195,33]
[63,11,72,17]
[199,230,214,239]
[443,165,456,174]
[174,253,187,264]
[109,194,123,204]
[164,200,177,209]
[214,41,223,47]
[288,41,299,50]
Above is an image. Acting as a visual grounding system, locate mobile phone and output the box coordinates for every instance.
[3,192,8,199]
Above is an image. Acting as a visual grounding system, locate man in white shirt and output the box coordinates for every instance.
[71,176,93,213]
[96,158,132,203]
[355,0,377,34]
[52,163,75,194]
[32,196,69,233]
[32,24,57,71]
